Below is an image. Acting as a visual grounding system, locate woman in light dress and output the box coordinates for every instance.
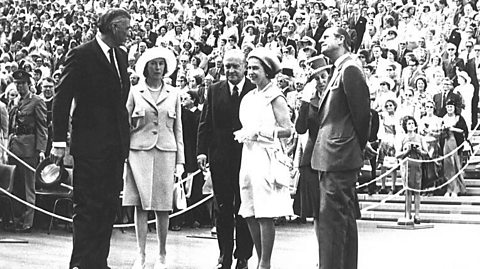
[234,48,293,269]
[454,71,474,130]
[123,47,185,269]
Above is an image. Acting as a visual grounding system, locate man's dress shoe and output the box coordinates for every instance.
[236,259,248,269]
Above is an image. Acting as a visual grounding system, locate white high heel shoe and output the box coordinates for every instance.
[154,257,167,269]
[132,255,145,269]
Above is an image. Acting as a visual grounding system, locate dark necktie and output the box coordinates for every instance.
[231,85,241,130]
[109,48,122,87]
[232,85,239,103]
[328,65,336,83]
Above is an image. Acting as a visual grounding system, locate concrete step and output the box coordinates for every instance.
[360,211,480,224]
[358,193,480,204]
[360,202,480,215]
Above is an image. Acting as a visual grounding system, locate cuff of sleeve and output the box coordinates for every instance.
[52,142,67,148]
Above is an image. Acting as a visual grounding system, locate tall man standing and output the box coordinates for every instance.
[197,49,254,269]
[50,9,131,269]
[311,27,371,269]
[8,69,48,232]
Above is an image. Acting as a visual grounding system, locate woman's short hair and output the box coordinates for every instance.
[402,115,417,133]
[186,90,200,106]
[143,57,169,77]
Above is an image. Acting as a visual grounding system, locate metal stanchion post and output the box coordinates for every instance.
[378,159,434,230]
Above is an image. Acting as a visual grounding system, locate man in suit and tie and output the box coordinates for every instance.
[433,77,463,117]
[143,21,158,48]
[197,49,254,269]
[465,44,480,129]
[312,27,371,269]
[442,42,465,85]
[208,56,225,82]
[50,9,131,269]
[348,4,367,53]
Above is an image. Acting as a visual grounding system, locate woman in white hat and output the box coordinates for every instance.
[123,47,184,269]
[454,70,474,129]
[234,47,293,269]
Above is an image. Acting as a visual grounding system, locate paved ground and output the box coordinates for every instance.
[1,220,479,269]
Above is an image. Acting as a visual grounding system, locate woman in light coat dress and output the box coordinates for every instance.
[123,47,185,269]
[235,48,293,269]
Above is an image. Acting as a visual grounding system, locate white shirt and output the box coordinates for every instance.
[228,76,246,96]
[96,35,121,79]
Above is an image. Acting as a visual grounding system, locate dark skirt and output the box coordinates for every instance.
[293,165,320,219]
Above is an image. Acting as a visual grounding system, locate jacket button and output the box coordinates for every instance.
[152,131,158,135]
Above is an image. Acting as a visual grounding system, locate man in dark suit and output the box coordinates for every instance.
[397,41,411,68]
[7,70,48,233]
[311,27,371,269]
[443,42,465,85]
[50,9,131,269]
[197,49,254,269]
[466,44,480,129]
[143,21,158,48]
[305,18,327,53]
[348,4,367,53]
[433,77,463,117]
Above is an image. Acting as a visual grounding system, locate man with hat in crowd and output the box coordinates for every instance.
[7,69,47,233]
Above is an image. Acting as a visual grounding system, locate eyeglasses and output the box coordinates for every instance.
[399,43,406,45]
[447,48,455,51]
[475,49,480,52]
[426,105,434,108]
[358,55,365,59]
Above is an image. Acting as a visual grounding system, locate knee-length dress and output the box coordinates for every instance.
[238,83,293,218]
[122,82,184,211]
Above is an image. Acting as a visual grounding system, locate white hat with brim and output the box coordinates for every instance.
[135,47,177,78]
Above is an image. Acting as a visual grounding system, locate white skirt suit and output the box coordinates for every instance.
[122,81,185,210]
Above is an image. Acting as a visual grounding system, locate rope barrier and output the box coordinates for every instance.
[361,187,406,213]
[1,121,479,227]
[0,142,212,228]
[357,122,480,189]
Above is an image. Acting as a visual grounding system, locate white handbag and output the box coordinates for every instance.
[172,179,187,211]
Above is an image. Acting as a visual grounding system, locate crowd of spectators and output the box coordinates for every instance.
[0,0,479,229]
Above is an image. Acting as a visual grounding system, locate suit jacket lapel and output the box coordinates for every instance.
[92,40,114,75]
[156,86,171,105]
[139,87,157,109]
[318,55,351,113]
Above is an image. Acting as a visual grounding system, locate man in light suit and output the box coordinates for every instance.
[197,49,254,269]
[50,9,131,269]
[311,27,371,269]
